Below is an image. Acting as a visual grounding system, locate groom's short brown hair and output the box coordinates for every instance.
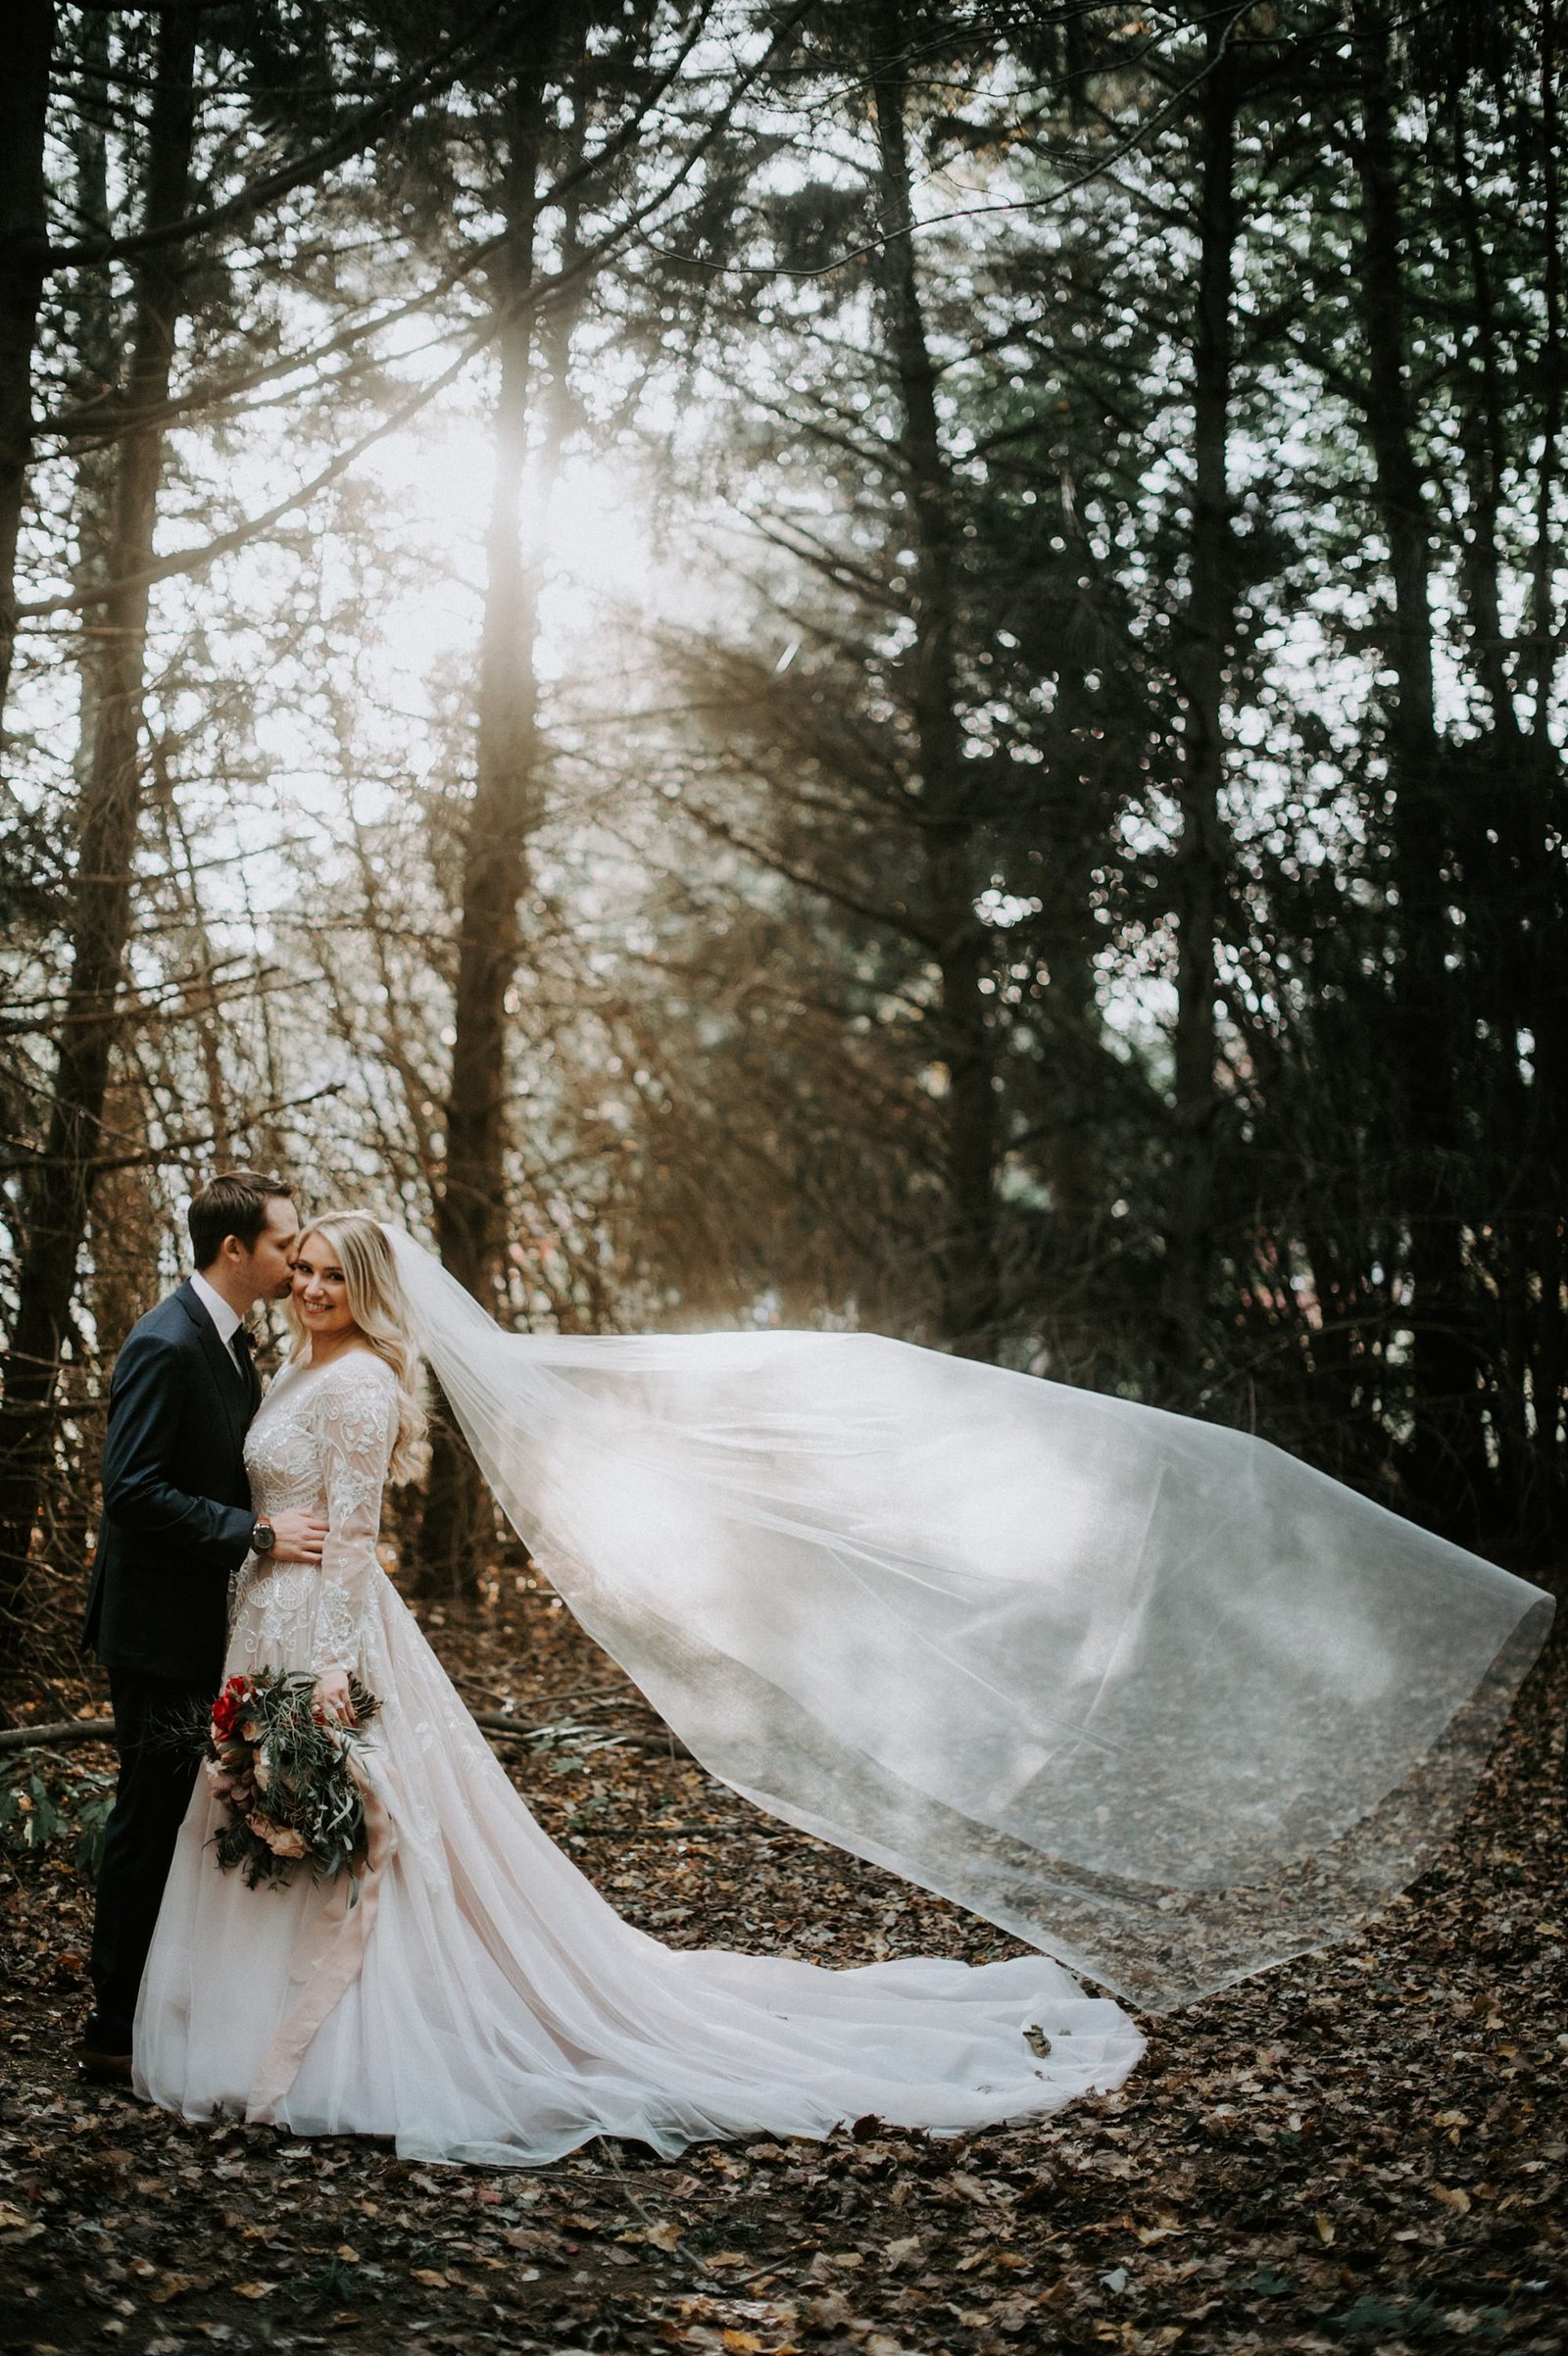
[188,1170,296,1269]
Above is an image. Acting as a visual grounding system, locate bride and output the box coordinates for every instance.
[137,1212,1144,2162]
[137,1209,1550,2164]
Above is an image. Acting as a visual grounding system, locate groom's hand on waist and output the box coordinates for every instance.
[269,1510,329,1563]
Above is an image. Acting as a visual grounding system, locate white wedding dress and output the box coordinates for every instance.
[135,1348,1145,2164]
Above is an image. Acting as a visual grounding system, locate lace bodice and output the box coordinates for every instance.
[232,1350,397,1677]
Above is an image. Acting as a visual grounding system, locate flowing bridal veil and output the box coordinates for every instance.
[381,1228,1552,2011]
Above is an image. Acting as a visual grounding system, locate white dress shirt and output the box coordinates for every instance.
[189,1268,249,1376]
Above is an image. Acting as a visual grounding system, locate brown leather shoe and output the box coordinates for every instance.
[76,2043,133,2088]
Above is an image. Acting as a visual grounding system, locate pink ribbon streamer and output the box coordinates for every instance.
[246,1754,395,2122]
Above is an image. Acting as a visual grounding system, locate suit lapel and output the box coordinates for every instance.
[174,1281,251,1456]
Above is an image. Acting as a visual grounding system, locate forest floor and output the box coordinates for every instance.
[1,1584,1563,2356]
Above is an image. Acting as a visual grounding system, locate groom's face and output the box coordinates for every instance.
[233,1196,302,1305]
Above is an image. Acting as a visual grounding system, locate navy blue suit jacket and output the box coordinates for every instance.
[82,1281,262,1693]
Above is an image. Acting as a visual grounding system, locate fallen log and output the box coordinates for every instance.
[471,1708,693,1761]
[0,1709,693,1763]
[0,1717,117,1754]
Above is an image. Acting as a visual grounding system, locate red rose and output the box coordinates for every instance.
[210,1676,252,1742]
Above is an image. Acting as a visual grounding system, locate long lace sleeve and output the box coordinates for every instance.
[311,1358,395,1677]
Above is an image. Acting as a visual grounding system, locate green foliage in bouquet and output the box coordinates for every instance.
[203,1670,381,1890]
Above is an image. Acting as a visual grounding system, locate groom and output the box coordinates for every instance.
[79,1170,328,2084]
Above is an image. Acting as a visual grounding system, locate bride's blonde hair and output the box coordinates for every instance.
[286,1210,429,1485]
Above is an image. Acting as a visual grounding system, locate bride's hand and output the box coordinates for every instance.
[269,1509,328,1564]
[315,1667,356,1725]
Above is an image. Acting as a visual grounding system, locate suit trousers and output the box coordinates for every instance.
[87,1666,213,2053]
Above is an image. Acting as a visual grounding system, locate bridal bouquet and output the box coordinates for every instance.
[202,1670,381,1890]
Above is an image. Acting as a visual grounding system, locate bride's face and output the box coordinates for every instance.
[291,1233,358,1345]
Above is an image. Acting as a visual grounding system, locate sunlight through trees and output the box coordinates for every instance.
[1,0,1563,1644]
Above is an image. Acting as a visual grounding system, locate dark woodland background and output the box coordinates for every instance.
[1,0,1564,1701]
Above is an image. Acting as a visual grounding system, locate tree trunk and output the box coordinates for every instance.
[1446,90,1522,747]
[1159,19,1238,1385]
[1524,0,1563,747]
[1520,0,1568,1549]
[1438,84,1546,1534]
[1349,0,1484,1533]
[867,0,1000,1360]
[0,0,54,723]
[66,4,121,787]
[0,2,199,1610]
[420,24,560,1595]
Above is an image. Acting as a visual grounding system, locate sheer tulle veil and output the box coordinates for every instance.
[379,1225,1552,2010]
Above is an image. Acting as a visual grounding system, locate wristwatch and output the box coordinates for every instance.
[251,1516,276,1556]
